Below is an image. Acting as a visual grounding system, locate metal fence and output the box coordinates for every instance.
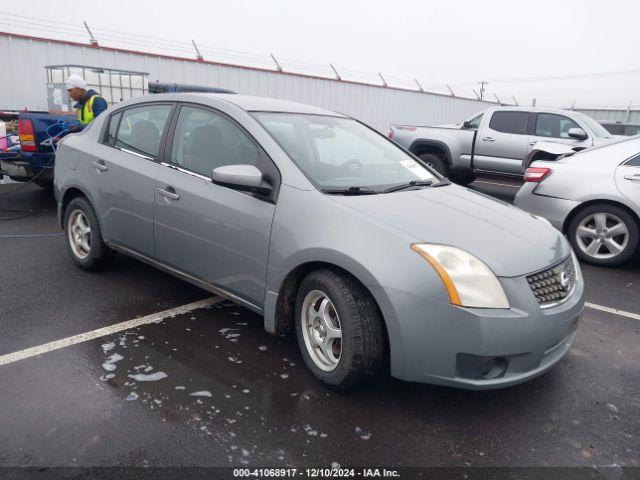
[0,32,495,132]
[574,108,640,124]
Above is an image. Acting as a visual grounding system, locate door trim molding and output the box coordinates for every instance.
[108,243,264,314]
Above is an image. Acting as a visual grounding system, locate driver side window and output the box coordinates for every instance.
[467,113,483,129]
[171,106,260,177]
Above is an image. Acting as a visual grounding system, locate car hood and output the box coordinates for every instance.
[330,185,570,277]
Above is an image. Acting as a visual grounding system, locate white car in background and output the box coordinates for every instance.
[515,136,640,267]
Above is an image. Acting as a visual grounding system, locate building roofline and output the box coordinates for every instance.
[0,30,493,104]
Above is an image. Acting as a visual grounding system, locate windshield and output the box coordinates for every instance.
[252,113,438,192]
[575,113,612,138]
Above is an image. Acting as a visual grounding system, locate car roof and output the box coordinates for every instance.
[192,93,346,116]
[571,135,640,163]
[119,92,347,117]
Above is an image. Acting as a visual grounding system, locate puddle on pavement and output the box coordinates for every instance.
[89,299,387,465]
[84,300,640,467]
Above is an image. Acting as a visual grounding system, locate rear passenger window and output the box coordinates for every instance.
[535,113,581,139]
[106,111,122,145]
[170,106,261,177]
[489,111,529,135]
[115,105,172,158]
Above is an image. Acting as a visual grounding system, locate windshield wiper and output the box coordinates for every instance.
[321,186,379,195]
[383,178,452,193]
[383,180,434,193]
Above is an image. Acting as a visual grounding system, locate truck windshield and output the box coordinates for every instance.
[252,113,437,192]
[575,113,613,138]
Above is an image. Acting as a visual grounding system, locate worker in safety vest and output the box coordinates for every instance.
[65,75,108,130]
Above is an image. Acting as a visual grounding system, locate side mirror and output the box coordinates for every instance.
[462,121,471,129]
[212,164,272,195]
[567,127,588,140]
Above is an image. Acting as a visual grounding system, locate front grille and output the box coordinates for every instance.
[526,255,576,307]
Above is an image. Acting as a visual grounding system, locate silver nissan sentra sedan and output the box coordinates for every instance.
[54,93,584,390]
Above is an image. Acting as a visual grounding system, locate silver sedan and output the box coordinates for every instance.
[515,136,640,266]
[55,93,584,390]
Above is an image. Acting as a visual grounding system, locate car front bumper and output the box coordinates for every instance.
[370,261,585,389]
[514,183,580,231]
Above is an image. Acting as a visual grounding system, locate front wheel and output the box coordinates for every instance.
[451,173,477,186]
[295,269,386,390]
[64,197,114,270]
[568,204,639,266]
[419,153,449,177]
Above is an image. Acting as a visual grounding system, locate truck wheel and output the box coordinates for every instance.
[64,197,114,270]
[451,173,477,186]
[419,153,449,177]
[568,204,639,267]
[295,269,386,390]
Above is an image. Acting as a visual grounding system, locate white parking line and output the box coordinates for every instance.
[0,296,220,367]
[586,302,640,321]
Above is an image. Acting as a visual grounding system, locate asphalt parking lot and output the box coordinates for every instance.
[0,179,638,473]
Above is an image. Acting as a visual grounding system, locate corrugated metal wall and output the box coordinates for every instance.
[0,33,495,131]
[575,108,640,123]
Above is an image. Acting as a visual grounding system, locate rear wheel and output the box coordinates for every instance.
[64,197,114,270]
[568,204,639,266]
[295,269,386,390]
[419,153,449,177]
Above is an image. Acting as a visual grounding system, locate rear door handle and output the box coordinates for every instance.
[528,141,537,146]
[624,174,640,182]
[92,160,108,172]
[481,136,495,142]
[157,187,180,200]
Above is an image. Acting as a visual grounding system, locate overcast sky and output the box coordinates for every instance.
[1,0,638,107]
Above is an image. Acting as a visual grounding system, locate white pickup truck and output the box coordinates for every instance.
[388,106,618,184]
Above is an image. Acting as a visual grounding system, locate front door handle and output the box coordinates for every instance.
[624,174,640,182]
[481,136,495,142]
[157,187,180,200]
[92,160,108,172]
[529,141,537,146]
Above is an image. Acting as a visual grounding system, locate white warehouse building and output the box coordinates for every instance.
[0,32,495,132]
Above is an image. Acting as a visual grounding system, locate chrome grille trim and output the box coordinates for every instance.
[526,255,577,309]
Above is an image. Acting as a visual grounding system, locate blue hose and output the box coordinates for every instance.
[43,118,81,155]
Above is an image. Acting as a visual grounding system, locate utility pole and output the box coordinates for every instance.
[478,81,487,101]
[191,40,203,61]
[83,21,99,46]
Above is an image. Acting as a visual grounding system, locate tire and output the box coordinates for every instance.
[451,173,477,186]
[567,203,639,267]
[419,153,450,177]
[63,196,114,270]
[295,269,386,390]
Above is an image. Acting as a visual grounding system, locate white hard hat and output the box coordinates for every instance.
[65,74,87,90]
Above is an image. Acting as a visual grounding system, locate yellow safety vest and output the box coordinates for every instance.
[77,94,103,125]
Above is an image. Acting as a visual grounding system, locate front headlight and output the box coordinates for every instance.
[411,244,510,309]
